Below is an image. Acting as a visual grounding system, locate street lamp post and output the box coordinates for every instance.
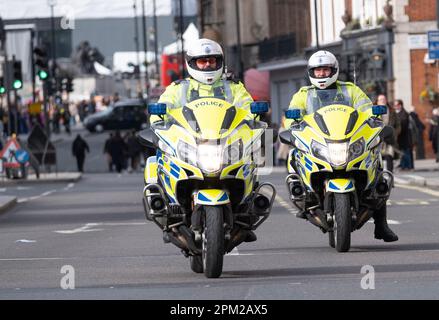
[47,0,56,137]
[153,0,160,84]
[142,0,149,99]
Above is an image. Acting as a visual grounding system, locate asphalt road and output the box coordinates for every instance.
[1,168,439,300]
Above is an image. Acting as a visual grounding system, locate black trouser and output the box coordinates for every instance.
[383,155,394,173]
[76,155,85,172]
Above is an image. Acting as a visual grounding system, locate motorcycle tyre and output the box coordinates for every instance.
[334,193,351,252]
[202,206,224,278]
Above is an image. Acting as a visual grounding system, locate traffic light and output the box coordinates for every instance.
[0,77,5,94]
[34,46,49,81]
[64,77,74,92]
[12,61,23,90]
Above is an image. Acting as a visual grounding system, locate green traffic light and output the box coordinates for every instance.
[13,79,23,90]
[0,86,5,94]
[38,70,49,80]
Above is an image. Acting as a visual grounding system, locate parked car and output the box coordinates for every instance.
[84,99,148,132]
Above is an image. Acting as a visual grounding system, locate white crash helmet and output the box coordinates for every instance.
[185,38,224,85]
[308,50,339,89]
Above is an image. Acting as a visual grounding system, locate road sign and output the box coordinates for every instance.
[428,30,439,59]
[29,102,42,114]
[0,138,21,168]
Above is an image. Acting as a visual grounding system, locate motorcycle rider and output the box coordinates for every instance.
[286,50,398,242]
[150,38,257,242]
[150,38,254,123]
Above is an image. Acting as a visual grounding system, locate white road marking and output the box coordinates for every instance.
[15,239,37,243]
[396,183,439,197]
[17,189,57,203]
[0,188,7,192]
[16,186,32,190]
[64,183,75,191]
[0,257,66,261]
[367,219,401,225]
[54,222,146,234]
[55,223,104,234]
[276,194,298,214]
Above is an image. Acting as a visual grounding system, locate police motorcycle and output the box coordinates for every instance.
[137,97,276,278]
[279,94,394,252]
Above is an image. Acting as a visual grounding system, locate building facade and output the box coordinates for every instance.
[198,0,311,124]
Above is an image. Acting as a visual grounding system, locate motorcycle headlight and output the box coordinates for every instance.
[224,140,243,165]
[348,138,365,161]
[327,142,349,167]
[311,140,329,162]
[177,140,197,166]
[197,144,223,173]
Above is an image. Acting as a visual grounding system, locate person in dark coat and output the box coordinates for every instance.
[126,130,142,172]
[393,99,413,170]
[375,94,401,173]
[109,131,127,173]
[103,132,114,172]
[429,108,439,162]
[72,134,90,172]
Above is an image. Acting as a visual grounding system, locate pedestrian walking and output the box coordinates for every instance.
[394,99,415,170]
[103,132,114,172]
[72,134,90,172]
[429,107,439,162]
[126,130,142,172]
[109,131,127,173]
[375,94,401,173]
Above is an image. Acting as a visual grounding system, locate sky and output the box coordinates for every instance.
[0,0,197,20]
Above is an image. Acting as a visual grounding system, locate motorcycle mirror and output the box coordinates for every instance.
[136,128,157,148]
[251,101,269,115]
[148,103,167,116]
[279,130,294,146]
[285,109,302,120]
[372,105,387,116]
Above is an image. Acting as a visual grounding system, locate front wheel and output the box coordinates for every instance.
[333,193,352,252]
[202,206,225,278]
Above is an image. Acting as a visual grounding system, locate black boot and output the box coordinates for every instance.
[244,230,257,242]
[373,205,398,242]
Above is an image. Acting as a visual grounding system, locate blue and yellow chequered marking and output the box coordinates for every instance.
[195,189,230,205]
[144,156,158,184]
[325,178,355,193]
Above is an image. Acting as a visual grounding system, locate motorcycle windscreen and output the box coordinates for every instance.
[167,98,250,140]
[304,104,368,140]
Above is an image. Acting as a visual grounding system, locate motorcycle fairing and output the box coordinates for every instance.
[289,104,383,191]
[194,189,230,205]
[325,178,356,193]
[148,98,265,206]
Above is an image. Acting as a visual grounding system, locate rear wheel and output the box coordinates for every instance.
[202,206,224,278]
[333,193,352,252]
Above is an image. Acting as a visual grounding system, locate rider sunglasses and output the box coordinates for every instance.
[196,57,217,65]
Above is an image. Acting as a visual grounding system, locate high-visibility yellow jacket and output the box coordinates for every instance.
[285,81,373,127]
[150,77,254,123]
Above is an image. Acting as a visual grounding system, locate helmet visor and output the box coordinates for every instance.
[309,66,337,79]
[188,55,223,72]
